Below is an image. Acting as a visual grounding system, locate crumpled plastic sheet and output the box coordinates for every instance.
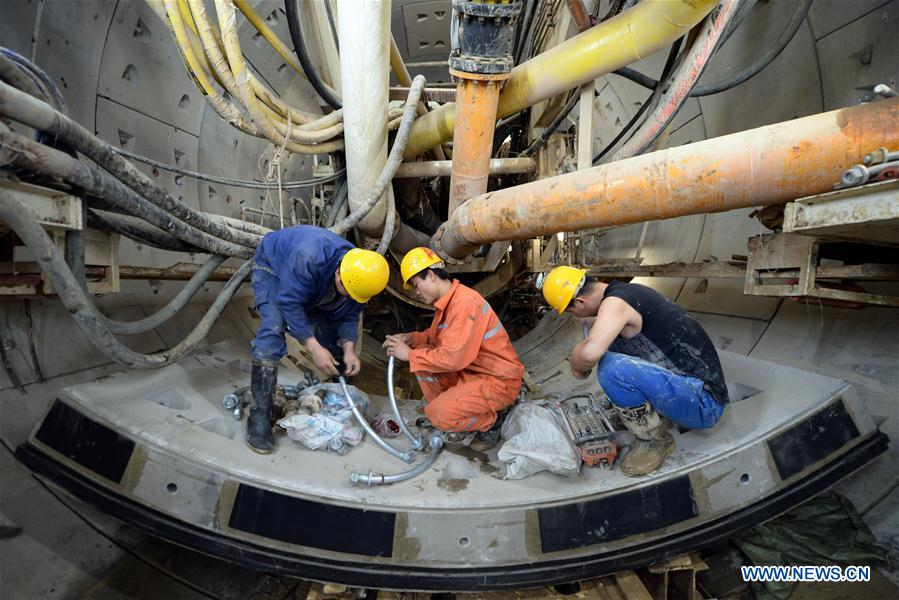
[277,383,370,455]
[497,402,581,479]
[734,491,888,600]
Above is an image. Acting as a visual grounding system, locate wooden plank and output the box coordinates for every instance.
[612,571,653,600]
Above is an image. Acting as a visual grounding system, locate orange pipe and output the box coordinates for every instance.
[438,98,899,257]
[448,78,504,214]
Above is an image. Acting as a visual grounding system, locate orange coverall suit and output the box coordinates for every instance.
[408,280,525,432]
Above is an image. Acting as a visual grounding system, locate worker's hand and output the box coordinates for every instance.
[308,342,340,377]
[571,364,592,380]
[343,350,361,377]
[384,333,412,345]
[383,338,411,362]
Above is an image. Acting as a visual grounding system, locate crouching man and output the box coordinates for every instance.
[247,225,389,454]
[540,266,728,476]
[383,247,524,450]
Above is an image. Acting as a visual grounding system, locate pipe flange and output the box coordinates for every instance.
[430,224,467,265]
[449,56,515,76]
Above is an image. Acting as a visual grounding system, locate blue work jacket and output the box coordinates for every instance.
[255,225,362,344]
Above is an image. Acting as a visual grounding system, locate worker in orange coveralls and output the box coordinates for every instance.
[383,247,524,450]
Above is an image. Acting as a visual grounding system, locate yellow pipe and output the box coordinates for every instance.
[233,0,305,79]
[404,0,717,157]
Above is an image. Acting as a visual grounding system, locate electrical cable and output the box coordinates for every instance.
[330,75,426,235]
[513,0,538,65]
[112,146,345,190]
[0,129,254,259]
[608,0,805,98]
[284,0,342,110]
[0,53,46,104]
[0,190,252,370]
[592,37,684,165]
[0,46,67,113]
[323,0,340,54]
[0,80,260,250]
[520,91,582,157]
[613,0,741,159]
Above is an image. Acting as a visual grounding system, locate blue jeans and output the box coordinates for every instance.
[250,267,343,366]
[597,352,724,430]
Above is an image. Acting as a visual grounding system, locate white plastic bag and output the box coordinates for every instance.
[497,403,581,479]
[277,383,369,454]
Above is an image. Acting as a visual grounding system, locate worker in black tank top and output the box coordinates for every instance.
[539,267,728,477]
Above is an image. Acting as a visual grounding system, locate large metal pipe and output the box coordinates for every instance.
[395,158,536,178]
[448,77,505,215]
[438,99,899,257]
[403,0,718,158]
[337,0,390,235]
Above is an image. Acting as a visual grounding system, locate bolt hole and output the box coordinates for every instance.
[175,175,183,186]
[166,483,178,493]
[739,473,751,485]
[458,536,470,547]
[152,167,160,177]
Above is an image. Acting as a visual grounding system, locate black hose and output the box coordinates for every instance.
[86,208,199,253]
[692,0,810,97]
[0,81,259,250]
[100,255,228,335]
[323,0,340,54]
[514,0,538,65]
[520,91,583,157]
[284,0,342,110]
[0,190,251,369]
[0,130,253,258]
[592,37,683,165]
[591,99,651,164]
[608,0,806,98]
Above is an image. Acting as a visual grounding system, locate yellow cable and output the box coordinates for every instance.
[232,0,305,78]
[214,0,343,154]
[162,0,256,134]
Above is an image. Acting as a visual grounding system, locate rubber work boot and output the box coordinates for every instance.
[246,359,278,454]
[615,401,674,477]
[470,407,512,452]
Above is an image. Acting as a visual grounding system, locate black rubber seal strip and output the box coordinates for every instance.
[14,432,888,591]
[34,399,134,484]
[768,398,860,481]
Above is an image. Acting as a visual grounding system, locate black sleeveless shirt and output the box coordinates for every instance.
[603,281,729,404]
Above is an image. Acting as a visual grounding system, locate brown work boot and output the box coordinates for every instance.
[615,402,675,477]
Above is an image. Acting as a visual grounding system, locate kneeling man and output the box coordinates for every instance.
[384,247,524,450]
[540,266,728,476]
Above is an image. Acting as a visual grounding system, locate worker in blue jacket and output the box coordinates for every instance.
[247,225,389,454]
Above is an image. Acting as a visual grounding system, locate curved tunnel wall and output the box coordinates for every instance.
[0,0,897,517]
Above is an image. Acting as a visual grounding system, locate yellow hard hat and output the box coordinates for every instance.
[401,247,445,288]
[339,248,389,303]
[539,266,588,313]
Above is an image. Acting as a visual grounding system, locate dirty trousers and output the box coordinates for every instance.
[250,267,344,369]
[415,371,519,432]
[597,352,724,430]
